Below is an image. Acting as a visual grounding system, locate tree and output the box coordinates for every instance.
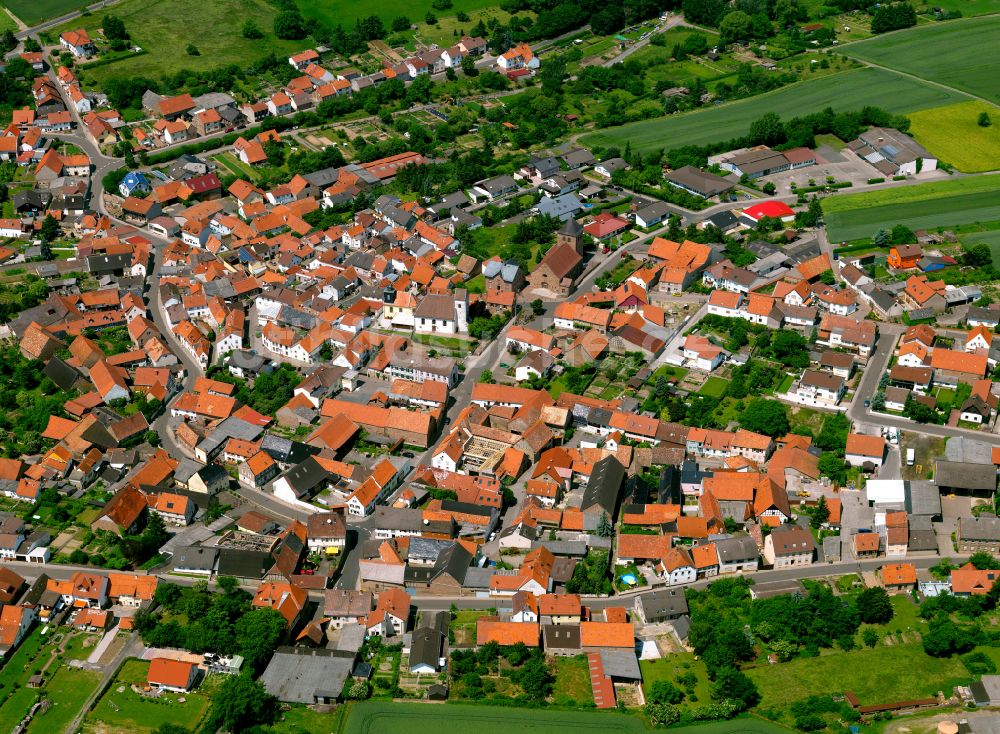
[711,667,760,710]
[530,298,544,315]
[274,10,307,39]
[719,10,753,44]
[39,214,60,243]
[516,654,555,700]
[39,241,52,261]
[890,224,915,244]
[817,452,847,484]
[153,726,191,734]
[748,112,785,147]
[979,111,992,128]
[762,181,776,195]
[856,587,893,624]
[682,0,729,26]
[810,495,829,529]
[862,628,879,648]
[739,398,789,437]
[391,15,411,31]
[461,54,478,76]
[873,228,890,247]
[871,2,916,33]
[217,576,239,595]
[923,618,976,657]
[0,30,16,53]
[241,19,264,39]
[102,14,128,40]
[185,43,200,55]
[905,397,939,424]
[649,680,685,705]
[596,512,614,538]
[963,243,993,268]
[969,551,999,570]
[204,674,279,732]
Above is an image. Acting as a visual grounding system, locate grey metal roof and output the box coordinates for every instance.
[173,545,218,572]
[260,648,353,704]
[959,515,1000,542]
[599,649,641,680]
[935,460,998,491]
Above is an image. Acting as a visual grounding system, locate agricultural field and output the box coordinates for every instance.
[822,174,1000,241]
[962,229,1000,267]
[3,0,76,25]
[913,0,1000,16]
[908,100,1000,172]
[296,0,500,33]
[843,15,1000,105]
[53,0,305,89]
[582,68,963,155]
[343,702,650,734]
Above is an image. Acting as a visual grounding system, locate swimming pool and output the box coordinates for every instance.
[620,573,638,585]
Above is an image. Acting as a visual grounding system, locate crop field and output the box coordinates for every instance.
[53,0,305,89]
[908,101,1000,172]
[962,229,1000,266]
[296,0,500,32]
[844,16,1000,105]
[3,0,78,25]
[914,0,1000,16]
[822,174,1000,241]
[343,702,650,734]
[582,68,962,154]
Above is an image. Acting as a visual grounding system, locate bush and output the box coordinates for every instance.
[867,177,885,184]
[962,650,996,675]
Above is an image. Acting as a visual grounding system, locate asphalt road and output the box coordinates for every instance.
[411,552,964,610]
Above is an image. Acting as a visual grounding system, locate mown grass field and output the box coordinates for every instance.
[26,666,102,734]
[3,0,77,25]
[296,0,500,32]
[344,702,650,733]
[582,68,963,154]
[85,659,212,734]
[844,15,1000,105]
[54,0,305,89]
[746,644,967,708]
[0,10,17,33]
[908,100,1000,172]
[822,174,1000,240]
